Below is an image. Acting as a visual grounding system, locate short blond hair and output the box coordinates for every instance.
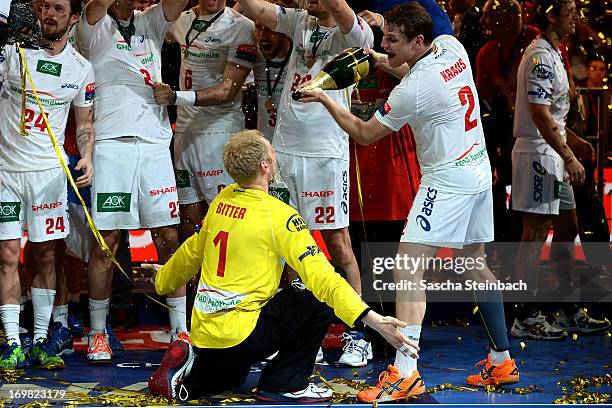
[223,130,269,185]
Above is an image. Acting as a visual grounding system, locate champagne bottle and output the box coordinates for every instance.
[292,47,374,100]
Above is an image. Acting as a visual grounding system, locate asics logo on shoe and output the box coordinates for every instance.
[480,365,495,380]
[376,378,405,399]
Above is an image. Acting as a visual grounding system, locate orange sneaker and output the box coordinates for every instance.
[466,354,519,386]
[171,331,192,344]
[356,365,425,403]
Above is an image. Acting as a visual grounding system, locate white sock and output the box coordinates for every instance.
[394,325,421,377]
[52,304,69,328]
[166,296,187,333]
[89,298,109,334]
[31,287,56,343]
[0,304,20,346]
[490,349,511,365]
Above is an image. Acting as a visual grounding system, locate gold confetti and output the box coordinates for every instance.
[473,306,479,314]
[545,4,553,12]
[457,336,463,341]
[554,374,612,404]
[520,341,527,350]
[572,333,578,341]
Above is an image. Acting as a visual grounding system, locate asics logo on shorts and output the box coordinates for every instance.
[415,187,437,232]
[532,161,546,203]
[0,202,20,222]
[341,170,348,215]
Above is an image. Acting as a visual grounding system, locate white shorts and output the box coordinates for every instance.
[401,186,493,248]
[511,151,575,215]
[277,152,349,230]
[65,203,94,262]
[0,167,68,242]
[174,132,235,206]
[92,138,180,230]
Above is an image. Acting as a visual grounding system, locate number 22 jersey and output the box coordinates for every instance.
[374,35,491,194]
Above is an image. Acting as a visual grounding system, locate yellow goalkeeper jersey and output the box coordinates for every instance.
[154,184,368,348]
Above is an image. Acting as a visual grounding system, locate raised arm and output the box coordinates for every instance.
[84,0,114,25]
[236,0,276,30]
[73,106,95,188]
[161,0,189,23]
[320,0,355,34]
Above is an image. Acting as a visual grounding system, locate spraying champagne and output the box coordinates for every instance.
[292,47,374,100]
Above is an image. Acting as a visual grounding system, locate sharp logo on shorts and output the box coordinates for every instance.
[97,193,131,212]
[197,170,223,177]
[298,245,321,262]
[286,213,307,232]
[341,170,348,215]
[36,60,62,76]
[415,187,437,232]
[32,202,62,212]
[0,202,20,222]
[532,161,546,203]
[150,187,177,196]
[301,191,333,198]
[175,170,191,188]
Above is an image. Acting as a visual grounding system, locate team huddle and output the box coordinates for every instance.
[0,0,589,401]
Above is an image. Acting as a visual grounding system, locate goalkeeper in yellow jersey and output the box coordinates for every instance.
[146,129,418,403]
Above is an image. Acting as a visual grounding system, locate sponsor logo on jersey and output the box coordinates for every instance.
[97,193,131,212]
[532,161,546,203]
[195,283,246,314]
[32,202,62,212]
[141,52,154,65]
[434,46,447,59]
[116,41,132,51]
[235,44,257,64]
[203,36,222,44]
[455,143,487,167]
[528,87,552,102]
[61,83,79,89]
[309,29,330,44]
[341,170,348,214]
[531,63,554,82]
[378,101,391,117]
[184,49,220,59]
[298,245,321,262]
[175,169,191,188]
[197,169,223,177]
[286,213,307,232]
[150,187,177,196]
[85,82,95,102]
[415,187,437,232]
[269,186,290,204]
[301,191,333,198]
[0,202,20,222]
[36,60,62,77]
[439,58,467,82]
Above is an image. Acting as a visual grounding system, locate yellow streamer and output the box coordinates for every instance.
[15,44,171,312]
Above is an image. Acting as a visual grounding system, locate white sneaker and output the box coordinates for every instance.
[338,331,372,367]
[257,383,332,402]
[87,332,112,365]
[510,312,566,340]
[315,346,324,363]
[553,309,611,334]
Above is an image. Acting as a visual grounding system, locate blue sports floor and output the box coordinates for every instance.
[0,324,610,406]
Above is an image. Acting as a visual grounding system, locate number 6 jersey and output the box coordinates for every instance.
[374,35,491,194]
[0,44,94,172]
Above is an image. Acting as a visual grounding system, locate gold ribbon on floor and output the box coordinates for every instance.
[554,374,612,404]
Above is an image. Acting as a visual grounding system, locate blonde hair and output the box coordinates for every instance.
[223,130,269,185]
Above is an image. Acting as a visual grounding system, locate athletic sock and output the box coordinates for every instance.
[89,298,109,334]
[31,287,56,343]
[0,304,20,346]
[394,325,421,377]
[52,304,69,328]
[474,290,510,352]
[166,296,187,334]
[490,349,511,365]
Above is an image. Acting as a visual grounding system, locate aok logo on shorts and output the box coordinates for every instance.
[36,60,62,77]
[532,161,546,203]
[97,193,131,212]
[0,202,20,222]
[415,187,438,232]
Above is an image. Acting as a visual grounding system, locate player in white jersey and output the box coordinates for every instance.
[253,23,291,142]
[151,0,256,240]
[238,0,373,360]
[300,3,519,401]
[0,0,94,370]
[76,0,190,364]
[510,0,604,339]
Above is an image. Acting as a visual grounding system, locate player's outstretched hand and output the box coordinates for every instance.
[296,87,328,104]
[74,156,94,188]
[357,10,383,28]
[152,82,176,105]
[362,310,419,358]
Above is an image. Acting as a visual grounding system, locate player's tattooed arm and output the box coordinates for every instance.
[74,106,95,187]
[527,102,585,185]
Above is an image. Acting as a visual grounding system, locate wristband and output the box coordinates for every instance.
[175,90,197,106]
